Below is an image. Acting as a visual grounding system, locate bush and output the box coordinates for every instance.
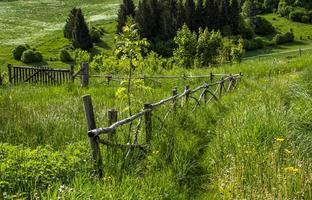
[12,45,28,60]
[90,27,102,43]
[243,38,264,50]
[278,2,294,17]
[240,24,254,39]
[59,49,72,62]
[21,50,36,63]
[289,9,306,22]
[274,32,295,44]
[34,51,43,62]
[253,16,275,35]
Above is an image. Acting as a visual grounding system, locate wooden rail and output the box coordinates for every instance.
[82,73,243,178]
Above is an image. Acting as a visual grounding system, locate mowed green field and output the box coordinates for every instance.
[0,0,120,69]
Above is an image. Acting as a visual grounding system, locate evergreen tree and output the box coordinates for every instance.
[229,0,241,34]
[72,9,93,50]
[64,8,78,39]
[177,0,186,28]
[117,0,136,33]
[219,0,231,29]
[185,0,196,31]
[159,0,179,40]
[204,0,218,30]
[195,0,204,30]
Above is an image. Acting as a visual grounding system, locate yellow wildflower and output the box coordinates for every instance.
[152,150,159,155]
[284,149,292,154]
[284,167,299,173]
[275,137,285,142]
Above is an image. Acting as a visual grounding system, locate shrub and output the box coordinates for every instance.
[34,51,43,62]
[253,16,275,35]
[90,27,102,43]
[21,50,36,63]
[278,2,294,18]
[12,45,28,60]
[289,9,306,22]
[59,49,72,62]
[240,24,254,39]
[243,38,264,50]
[273,32,295,44]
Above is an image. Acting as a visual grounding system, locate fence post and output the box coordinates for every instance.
[219,77,224,98]
[107,75,112,85]
[184,85,190,106]
[82,95,103,178]
[172,87,178,110]
[8,64,12,84]
[210,72,214,82]
[108,109,118,140]
[299,48,302,57]
[0,73,3,86]
[81,62,89,87]
[144,103,152,144]
[70,64,75,82]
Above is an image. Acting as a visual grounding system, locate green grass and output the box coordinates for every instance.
[0,0,119,69]
[1,54,312,199]
[245,13,312,57]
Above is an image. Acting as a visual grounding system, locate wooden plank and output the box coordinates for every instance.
[108,109,118,141]
[82,95,103,178]
[81,62,89,87]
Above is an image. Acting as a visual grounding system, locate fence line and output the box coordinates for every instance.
[7,64,75,85]
[83,73,243,178]
[242,47,312,61]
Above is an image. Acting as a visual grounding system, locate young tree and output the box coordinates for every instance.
[72,9,93,50]
[64,8,78,39]
[242,0,257,19]
[117,0,136,33]
[177,0,186,28]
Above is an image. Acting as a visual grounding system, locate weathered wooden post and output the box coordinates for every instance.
[219,77,224,98]
[184,85,190,106]
[82,95,103,178]
[107,75,112,85]
[299,48,302,57]
[0,73,3,86]
[172,87,178,110]
[70,64,75,82]
[108,109,118,140]
[210,72,214,82]
[144,103,152,144]
[203,85,208,103]
[8,64,12,84]
[81,62,89,87]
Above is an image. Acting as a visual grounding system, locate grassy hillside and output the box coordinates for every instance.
[245,13,312,57]
[0,0,119,68]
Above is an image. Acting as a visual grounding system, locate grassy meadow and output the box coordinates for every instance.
[1,0,312,199]
[1,54,312,199]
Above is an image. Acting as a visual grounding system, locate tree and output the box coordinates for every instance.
[177,0,186,28]
[185,0,196,31]
[159,0,179,40]
[117,0,136,33]
[229,0,241,34]
[72,9,93,50]
[204,0,218,30]
[195,0,204,30]
[242,0,257,19]
[219,0,231,29]
[64,8,78,39]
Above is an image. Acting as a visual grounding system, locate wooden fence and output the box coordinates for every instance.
[82,73,243,178]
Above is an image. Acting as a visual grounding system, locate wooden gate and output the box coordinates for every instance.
[7,64,74,85]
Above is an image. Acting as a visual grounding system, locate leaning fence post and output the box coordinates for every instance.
[172,87,178,110]
[82,95,103,178]
[144,103,152,144]
[210,72,214,82]
[70,64,74,82]
[108,109,118,140]
[8,64,12,84]
[81,62,89,87]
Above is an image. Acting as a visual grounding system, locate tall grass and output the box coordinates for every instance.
[1,55,312,199]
